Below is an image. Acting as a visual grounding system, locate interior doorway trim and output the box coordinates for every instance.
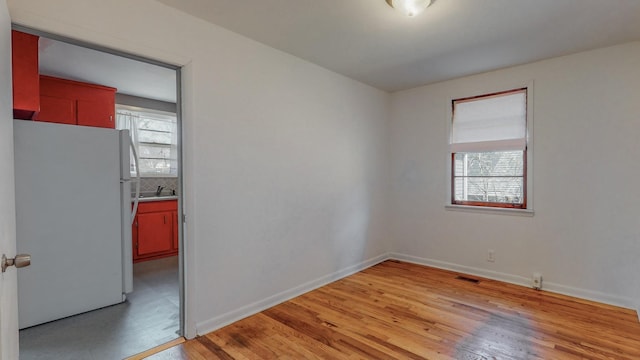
[12,24,180,71]
[11,23,188,339]
[125,337,186,360]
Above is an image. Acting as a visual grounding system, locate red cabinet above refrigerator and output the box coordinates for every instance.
[11,30,40,120]
[34,75,117,128]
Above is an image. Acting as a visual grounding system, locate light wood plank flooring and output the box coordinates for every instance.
[149,260,640,359]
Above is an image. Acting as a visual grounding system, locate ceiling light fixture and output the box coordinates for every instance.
[385,0,433,17]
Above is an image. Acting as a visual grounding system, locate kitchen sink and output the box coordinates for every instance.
[136,192,177,199]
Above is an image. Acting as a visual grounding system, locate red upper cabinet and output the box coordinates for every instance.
[36,95,76,125]
[34,75,117,128]
[11,30,40,120]
[77,98,115,128]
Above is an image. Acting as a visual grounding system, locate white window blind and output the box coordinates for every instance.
[116,106,177,177]
[451,90,526,152]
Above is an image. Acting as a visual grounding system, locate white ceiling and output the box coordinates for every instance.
[155,0,640,92]
[38,38,177,103]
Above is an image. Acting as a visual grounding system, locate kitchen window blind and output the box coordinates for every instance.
[116,106,178,177]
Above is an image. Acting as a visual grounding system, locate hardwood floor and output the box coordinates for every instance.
[148,260,640,359]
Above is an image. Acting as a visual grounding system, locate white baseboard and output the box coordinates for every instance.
[196,252,639,335]
[389,252,637,311]
[390,252,531,286]
[196,253,391,335]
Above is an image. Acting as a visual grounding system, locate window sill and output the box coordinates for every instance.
[445,204,534,217]
[133,174,178,178]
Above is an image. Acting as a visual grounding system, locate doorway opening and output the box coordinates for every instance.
[12,25,185,360]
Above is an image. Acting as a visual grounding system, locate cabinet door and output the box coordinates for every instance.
[33,95,76,125]
[172,211,179,250]
[12,30,40,119]
[38,75,116,128]
[77,99,115,128]
[132,216,139,261]
[137,211,173,256]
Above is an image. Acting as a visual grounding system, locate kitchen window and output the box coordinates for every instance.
[116,105,178,177]
[450,88,530,210]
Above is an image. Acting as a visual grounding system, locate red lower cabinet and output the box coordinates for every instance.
[137,212,173,255]
[172,211,179,250]
[133,200,178,262]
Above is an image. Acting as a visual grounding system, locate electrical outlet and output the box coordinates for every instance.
[532,272,542,290]
[487,249,495,262]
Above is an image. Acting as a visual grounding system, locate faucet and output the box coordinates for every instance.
[155,186,164,196]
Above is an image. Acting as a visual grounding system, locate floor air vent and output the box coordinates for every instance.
[455,276,480,284]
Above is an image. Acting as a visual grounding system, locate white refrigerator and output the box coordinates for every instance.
[14,120,134,329]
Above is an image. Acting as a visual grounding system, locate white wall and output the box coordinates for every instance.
[8,1,639,342]
[389,42,640,308]
[8,0,391,336]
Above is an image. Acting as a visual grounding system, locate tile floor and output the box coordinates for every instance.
[19,257,180,360]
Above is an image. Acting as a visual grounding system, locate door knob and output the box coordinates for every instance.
[1,254,31,273]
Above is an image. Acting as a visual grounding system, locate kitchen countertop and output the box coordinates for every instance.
[134,195,178,203]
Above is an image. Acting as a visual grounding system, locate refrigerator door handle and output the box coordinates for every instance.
[130,141,141,224]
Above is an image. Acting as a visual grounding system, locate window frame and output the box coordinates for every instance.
[450,150,527,209]
[116,105,179,178]
[446,82,534,215]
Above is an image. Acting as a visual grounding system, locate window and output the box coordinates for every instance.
[116,106,178,177]
[450,88,528,209]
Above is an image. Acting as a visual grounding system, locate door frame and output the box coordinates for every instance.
[11,23,189,340]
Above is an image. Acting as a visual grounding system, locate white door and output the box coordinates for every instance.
[0,0,19,359]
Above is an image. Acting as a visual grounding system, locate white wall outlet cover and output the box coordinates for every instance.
[487,250,495,262]
[532,272,542,289]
